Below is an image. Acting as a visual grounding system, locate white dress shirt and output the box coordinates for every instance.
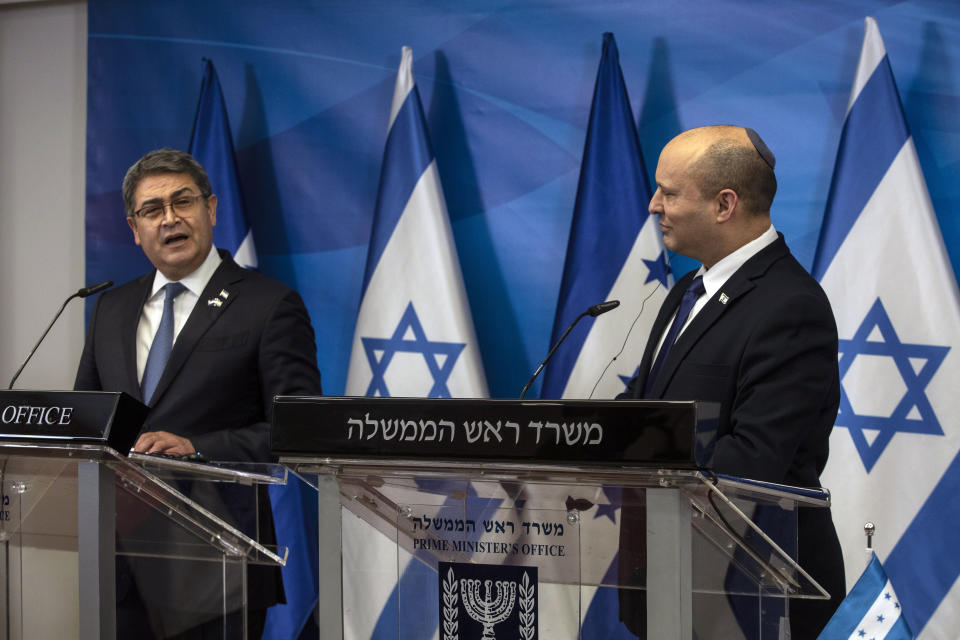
[135,246,222,383]
[650,224,779,363]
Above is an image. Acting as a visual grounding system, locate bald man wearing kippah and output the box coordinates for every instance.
[619,126,844,639]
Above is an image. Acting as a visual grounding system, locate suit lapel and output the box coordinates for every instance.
[629,272,692,398]
[148,257,245,406]
[647,237,790,398]
[124,274,154,400]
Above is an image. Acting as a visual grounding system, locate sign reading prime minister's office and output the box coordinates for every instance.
[396,500,577,638]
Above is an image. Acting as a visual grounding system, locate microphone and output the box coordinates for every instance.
[7,281,114,389]
[519,299,620,399]
[77,281,113,298]
[587,300,620,316]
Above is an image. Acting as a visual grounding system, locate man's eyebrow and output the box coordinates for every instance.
[137,187,195,207]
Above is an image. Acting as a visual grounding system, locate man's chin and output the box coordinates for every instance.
[154,250,202,279]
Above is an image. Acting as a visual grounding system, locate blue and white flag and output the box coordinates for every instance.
[813,18,960,639]
[540,32,671,401]
[540,32,671,639]
[345,47,487,400]
[188,58,256,268]
[188,60,318,640]
[343,46,489,640]
[817,553,914,640]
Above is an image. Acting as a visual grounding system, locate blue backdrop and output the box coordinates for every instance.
[85,1,960,399]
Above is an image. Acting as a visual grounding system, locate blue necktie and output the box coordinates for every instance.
[141,282,186,404]
[644,276,705,397]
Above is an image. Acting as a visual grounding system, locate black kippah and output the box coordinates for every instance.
[745,127,776,170]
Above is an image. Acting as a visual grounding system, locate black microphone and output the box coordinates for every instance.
[586,300,620,316]
[77,280,113,298]
[519,299,620,399]
[7,281,114,389]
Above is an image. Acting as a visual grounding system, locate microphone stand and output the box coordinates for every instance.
[519,300,620,400]
[7,281,113,389]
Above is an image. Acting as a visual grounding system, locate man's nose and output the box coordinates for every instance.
[159,203,179,224]
[649,190,663,215]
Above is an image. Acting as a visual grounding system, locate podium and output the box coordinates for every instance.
[273,396,832,640]
[0,391,288,639]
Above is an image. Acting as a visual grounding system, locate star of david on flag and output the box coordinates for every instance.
[540,32,672,402]
[837,299,948,472]
[813,18,960,639]
[362,302,466,398]
[343,46,488,638]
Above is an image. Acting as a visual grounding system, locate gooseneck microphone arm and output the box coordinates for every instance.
[7,281,113,390]
[519,299,620,400]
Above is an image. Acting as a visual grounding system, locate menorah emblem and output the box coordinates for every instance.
[459,578,516,639]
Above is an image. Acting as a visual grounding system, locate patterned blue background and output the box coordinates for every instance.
[85,0,960,399]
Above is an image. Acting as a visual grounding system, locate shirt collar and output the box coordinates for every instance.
[698,224,778,298]
[149,245,223,298]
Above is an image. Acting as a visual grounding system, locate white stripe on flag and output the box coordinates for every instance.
[233,228,257,269]
[843,579,902,640]
[847,18,885,113]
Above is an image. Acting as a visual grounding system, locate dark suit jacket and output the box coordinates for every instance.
[75,250,322,461]
[619,235,844,639]
[74,250,322,633]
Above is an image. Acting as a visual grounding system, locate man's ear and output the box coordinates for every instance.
[126,216,142,246]
[715,188,739,223]
[206,193,217,227]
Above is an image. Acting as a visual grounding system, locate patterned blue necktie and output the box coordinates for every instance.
[643,276,705,397]
[141,282,186,404]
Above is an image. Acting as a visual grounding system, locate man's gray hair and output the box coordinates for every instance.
[121,148,212,217]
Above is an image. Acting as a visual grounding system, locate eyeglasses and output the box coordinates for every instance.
[133,193,207,221]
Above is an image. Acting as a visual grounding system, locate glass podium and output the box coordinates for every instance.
[0,391,288,640]
[273,396,832,640]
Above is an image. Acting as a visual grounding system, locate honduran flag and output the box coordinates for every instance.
[817,553,913,640]
[187,59,319,640]
[188,58,256,268]
[540,32,671,401]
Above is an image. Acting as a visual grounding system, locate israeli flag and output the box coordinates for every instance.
[813,18,960,639]
[345,46,488,400]
[817,553,913,640]
[188,58,256,268]
[343,47,489,640]
[540,32,671,401]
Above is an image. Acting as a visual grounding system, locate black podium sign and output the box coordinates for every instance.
[0,390,147,453]
[272,396,707,467]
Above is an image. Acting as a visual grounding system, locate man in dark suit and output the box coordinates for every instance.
[75,148,323,638]
[618,126,844,639]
